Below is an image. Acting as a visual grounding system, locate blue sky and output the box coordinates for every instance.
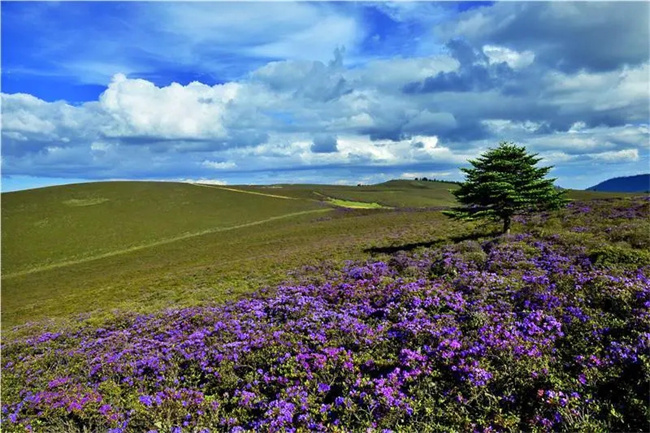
[2,1,649,192]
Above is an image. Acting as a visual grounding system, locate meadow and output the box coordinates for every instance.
[1,181,648,432]
[2,180,618,330]
[2,180,464,329]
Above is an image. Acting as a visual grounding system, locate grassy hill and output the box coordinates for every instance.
[2,190,648,432]
[1,180,469,329]
[1,180,637,330]
[234,179,461,208]
[1,181,324,277]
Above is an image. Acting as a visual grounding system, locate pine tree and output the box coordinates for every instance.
[445,142,568,234]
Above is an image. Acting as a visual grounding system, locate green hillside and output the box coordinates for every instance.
[1,180,636,331]
[1,181,324,276]
[234,179,461,208]
[1,180,468,329]
[233,180,620,207]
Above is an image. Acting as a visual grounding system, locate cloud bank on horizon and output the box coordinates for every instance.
[2,2,649,191]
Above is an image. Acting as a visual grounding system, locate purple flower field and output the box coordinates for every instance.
[2,197,649,432]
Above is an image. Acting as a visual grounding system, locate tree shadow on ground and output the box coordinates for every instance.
[365,231,501,255]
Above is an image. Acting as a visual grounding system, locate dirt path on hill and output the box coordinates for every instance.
[190,183,298,200]
[3,208,331,279]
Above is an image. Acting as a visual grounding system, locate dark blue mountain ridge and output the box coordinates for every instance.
[587,174,650,192]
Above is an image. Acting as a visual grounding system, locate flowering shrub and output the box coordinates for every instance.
[2,198,649,432]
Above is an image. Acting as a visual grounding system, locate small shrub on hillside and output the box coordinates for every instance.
[588,245,650,268]
[605,223,650,249]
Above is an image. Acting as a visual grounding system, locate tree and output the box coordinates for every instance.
[444,142,568,234]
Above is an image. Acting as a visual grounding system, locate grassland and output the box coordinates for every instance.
[236,179,461,208]
[1,180,632,332]
[1,180,468,331]
[2,191,648,432]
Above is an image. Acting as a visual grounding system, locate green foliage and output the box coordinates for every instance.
[445,142,568,233]
[588,245,650,267]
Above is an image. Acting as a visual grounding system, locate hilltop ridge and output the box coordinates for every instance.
[587,174,650,192]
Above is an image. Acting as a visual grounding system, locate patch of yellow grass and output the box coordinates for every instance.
[326,198,389,209]
[63,198,109,207]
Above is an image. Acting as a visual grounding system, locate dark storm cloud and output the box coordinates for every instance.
[311,134,338,153]
[443,2,650,73]
[402,44,516,94]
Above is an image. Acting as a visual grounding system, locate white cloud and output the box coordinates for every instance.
[589,148,639,163]
[99,74,239,140]
[483,45,535,69]
[182,178,228,186]
[401,171,452,179]
[332,135,467,166]
[1,93,57,135]
[201,160,236,170]
[2,42,648,188]
[1,93,95,145]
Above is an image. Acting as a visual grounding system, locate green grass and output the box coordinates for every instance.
[1,179,634,334]
[3,206,470,332]
[324,198,388,209]
[562,189,637,201]
[237,179,461,208]
[1,181,323,276]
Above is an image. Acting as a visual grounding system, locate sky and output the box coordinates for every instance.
[2,1,649,192]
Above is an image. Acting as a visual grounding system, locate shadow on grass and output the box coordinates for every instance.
[365,230,501,255]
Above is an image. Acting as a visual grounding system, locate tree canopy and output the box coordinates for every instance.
[445,142,568,234]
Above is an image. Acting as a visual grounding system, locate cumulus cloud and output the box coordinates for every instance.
[482,45,535,70]
[201,160,237,170]
[589,149,639,163]
[1,2,648,189]
[99,74,239,140]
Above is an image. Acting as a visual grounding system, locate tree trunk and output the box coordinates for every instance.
[502,216,511,235]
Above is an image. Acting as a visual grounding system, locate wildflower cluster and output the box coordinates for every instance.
[2,197,649,432]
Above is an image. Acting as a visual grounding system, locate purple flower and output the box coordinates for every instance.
[139,395,154,407]
[3,198,648,431]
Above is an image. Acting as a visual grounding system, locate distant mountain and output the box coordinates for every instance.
[587,174,650,192]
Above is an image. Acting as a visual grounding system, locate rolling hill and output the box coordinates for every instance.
[1,180,464,329]
[587,174,650,192]
[2,186,648,432]
[1,181,325,277]
[1,179,637,330]
[234,179,461,208]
